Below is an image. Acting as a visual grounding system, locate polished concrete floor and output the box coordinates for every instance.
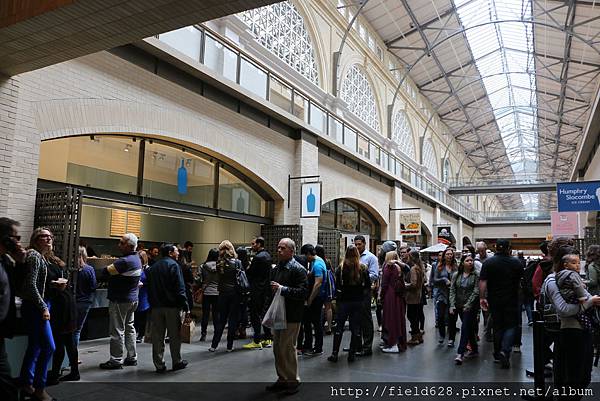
[47,303,600,400]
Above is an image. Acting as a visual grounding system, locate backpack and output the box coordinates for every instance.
[234,260,251,297]
[522,259,538,298]
[540,276,561,332]
[323,268,336,301]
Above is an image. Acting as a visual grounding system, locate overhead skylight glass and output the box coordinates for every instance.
[455,0,538,209]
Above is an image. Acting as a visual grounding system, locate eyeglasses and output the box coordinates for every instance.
[9,235,21,241]
[37,234,53,240]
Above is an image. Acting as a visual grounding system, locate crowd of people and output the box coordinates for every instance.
[1,217,600,400]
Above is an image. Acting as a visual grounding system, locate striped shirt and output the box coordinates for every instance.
[106,252,141,303]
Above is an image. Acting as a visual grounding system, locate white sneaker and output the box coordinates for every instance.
[381,345,399,353]
[208,347,216,352]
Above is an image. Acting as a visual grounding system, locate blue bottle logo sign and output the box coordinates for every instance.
[306,188,316,213]
[177,159,188,195]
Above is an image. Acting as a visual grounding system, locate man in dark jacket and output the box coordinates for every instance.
[0,218,25,401]
[147,244,189,373]
[266,238,307,395]
[243,236,273,349]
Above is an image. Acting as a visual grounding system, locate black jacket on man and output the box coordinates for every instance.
[247,249,272,291]
[147,257,189,311]
[270,258,307,323]
[0,255,17,339]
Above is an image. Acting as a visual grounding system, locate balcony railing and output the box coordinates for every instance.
[153,25,535,224]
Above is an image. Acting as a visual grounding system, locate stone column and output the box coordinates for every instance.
[389,181,403,241]
[457,217,464,250]
[0,74,38,235]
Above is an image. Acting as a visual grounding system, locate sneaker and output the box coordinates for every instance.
[528,321,534,327]
[155,366,167,374]
[381,345,399,353]
[99,360,123,370]
[438,338,444,345]
[123,358,137,366]
[261,339,273,348]
[173,360,188,371]
[377,326,382,332]
[243,341,263,350]
[512,346,521,353]
[59,372,80,382]
[208,347,216,352]
[307,349,323,356]
[465,350,479,358]
[327,354,339,363]
[226,347,234,353]
[455,354,464,365]
[447,340,455,347]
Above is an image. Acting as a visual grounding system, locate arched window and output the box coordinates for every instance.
[442,158,452,184]
[422,139,439,179]
[392,110,415,158]
[239,2,319,85]
[340,64,380,133]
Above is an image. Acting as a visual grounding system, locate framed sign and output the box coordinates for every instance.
[557,180,600,212]
[301,182,322,218]
[399,209,421,235]
[551,211,579,236]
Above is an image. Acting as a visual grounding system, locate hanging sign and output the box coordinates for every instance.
[437,225,452,245]
[399,209,421,235]
[177,159,188,195]
[557,181,600,212]
[301,182,321,218]
[551,211,579,236]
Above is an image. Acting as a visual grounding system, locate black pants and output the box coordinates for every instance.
[211,293,241,349]
[250,290,271,343]
[50,332,78,377]
[359,294,374,351]
[302,298,324,352]
[134,309,149,339]
[448,309,459,342]
[333,301,362,353]
[201,295,219,335]
[375,302,383,328]
[554,329,593,401]
[406,304,421,335]
[417,293,426,331]
[0,338,17,401]
[437,301,448,338]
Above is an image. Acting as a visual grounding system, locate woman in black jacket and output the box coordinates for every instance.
[209,240,242,352]
[327,245,370,363]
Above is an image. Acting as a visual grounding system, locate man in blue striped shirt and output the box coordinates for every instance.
[100,233,142,370]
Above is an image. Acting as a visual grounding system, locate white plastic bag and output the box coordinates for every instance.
[262,287,287,330]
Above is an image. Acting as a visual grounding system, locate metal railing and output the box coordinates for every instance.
[153,25,548,224]
[449,174,557,188]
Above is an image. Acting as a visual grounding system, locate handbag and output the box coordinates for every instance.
[235,260,251,296]
[193,286,204,305]
[262,287,287,330]
[180,315,195,343]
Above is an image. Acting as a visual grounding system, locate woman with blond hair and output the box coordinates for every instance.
[327,245,370,363]
[209,240,243,352]
[19,228,56,401]
[380,250,408,353]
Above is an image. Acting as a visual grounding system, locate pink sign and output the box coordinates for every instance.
[551,211,579,236]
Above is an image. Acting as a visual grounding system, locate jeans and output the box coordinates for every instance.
[523,300,534,324]
[359,295,374,351]
[436,301,449,338]
[73,302,92,346]
[334,301,362,351]
[211,293,241,349]
[108,301,137,363]
[456,309,478,355]
[490,304,519,358]
[302,297,324,352]
[20,300,56,389]
[201,294,218,335]
[249,290,271,342]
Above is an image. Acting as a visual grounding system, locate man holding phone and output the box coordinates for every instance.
[0,217,26,401]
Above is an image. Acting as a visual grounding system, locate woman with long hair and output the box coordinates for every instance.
[199,248,219,342]
[380,251,408,353]
[209,240,242,352]
[450,254,479,364]
[19,228,56,401]
[46,251,78,384]
[327,245,370,363]
[433,248,457,345]
[236,247,250,340]
[406,250,424,345]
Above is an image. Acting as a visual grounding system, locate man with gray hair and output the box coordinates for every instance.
[266,238,307,395]
[100,233,142,370]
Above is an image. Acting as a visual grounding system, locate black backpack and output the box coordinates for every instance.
[540,276,561,332]
[235,259,251,297]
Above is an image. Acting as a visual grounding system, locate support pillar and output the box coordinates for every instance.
[457,217,464,250]
[389,182,403,241]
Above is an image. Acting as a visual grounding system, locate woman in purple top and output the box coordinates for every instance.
[74,246,97,346]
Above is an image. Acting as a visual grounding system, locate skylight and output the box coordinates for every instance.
[455,0,538,209]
